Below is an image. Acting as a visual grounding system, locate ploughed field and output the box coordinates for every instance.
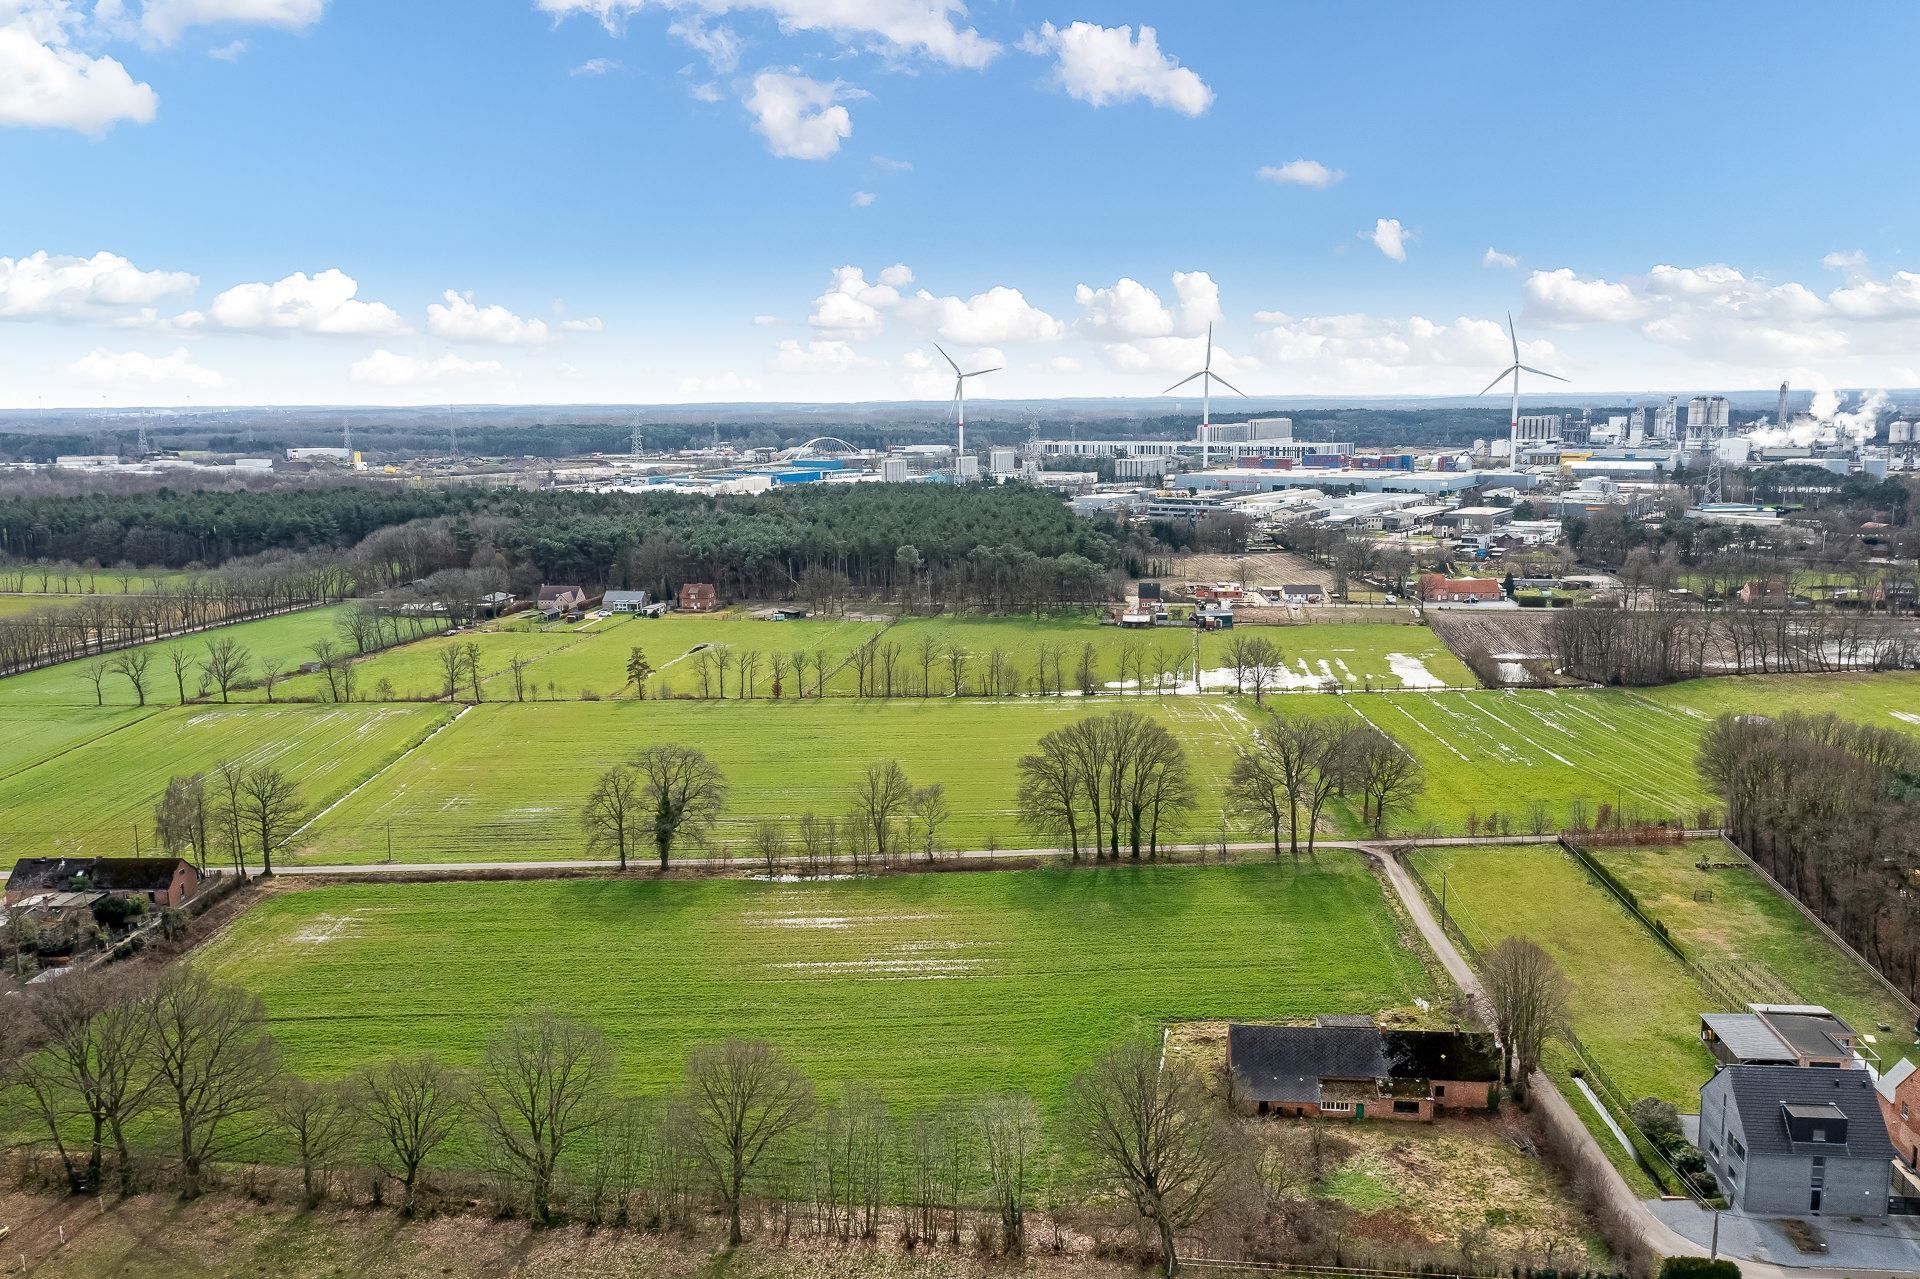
[198,856,1438,1111]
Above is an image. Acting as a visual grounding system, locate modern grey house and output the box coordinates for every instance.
[1700,1064,1895,1218]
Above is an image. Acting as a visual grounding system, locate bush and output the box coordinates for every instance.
[1630,1096,1683,1147]
[90,894,148,931]
[1659,1259,1740,1279]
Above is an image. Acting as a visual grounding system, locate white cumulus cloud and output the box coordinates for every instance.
[808,265,901,336]
[0,6,157,133]
[851,190,875,207]
[898,284,1064,345]
[65,346,223,389]
[1523,267,1640,324]
[1482,248,1518,269]
[426,290,552,345]
[0,250,197,319]
[1073,277,1173,340]
[1257,159,1342,188]
[1369,218,1408,262]
[350,349,501,386]
[136,0,326,44]
[182,268,406,336]
[774,337,860,372]
[1822,249,1867,271]
[1023,21,1212,116]
[744,70,852,159]
[537,0,999,69]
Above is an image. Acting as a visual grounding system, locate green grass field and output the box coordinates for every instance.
[1593,846,1920,1069]
[1407,844,1716,1108]
[0,704,154,780]
[200,857,1436,1111]
[0,605,358,707]
[0,704,452,867]
[297,697,1253,864]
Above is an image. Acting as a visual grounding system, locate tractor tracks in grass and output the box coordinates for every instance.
[289,703,473,841]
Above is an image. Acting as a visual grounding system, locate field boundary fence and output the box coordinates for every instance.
[1718,832,1920,1023]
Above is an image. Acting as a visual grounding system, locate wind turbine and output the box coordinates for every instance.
[934,342,999,465]
[1161,324,1247,468]
[1477,314,1567,466]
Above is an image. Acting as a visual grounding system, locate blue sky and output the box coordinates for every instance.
[3,0,1918,406]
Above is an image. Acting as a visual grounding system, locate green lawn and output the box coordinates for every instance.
[0,703,452,867]
[199,857,1437,1112]
[266,626,575,703]
[1593,845,1920,1069]
[1406,844,1716,1108]
[296,697,1253,864]
[0,605,359,707]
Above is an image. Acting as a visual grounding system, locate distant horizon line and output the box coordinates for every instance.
[5,387,1911,417]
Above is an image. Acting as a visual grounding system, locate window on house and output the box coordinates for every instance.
[1393,1100,1421,1114]
[1729,1136,1746,1160]
[1433,1085,1446,1098]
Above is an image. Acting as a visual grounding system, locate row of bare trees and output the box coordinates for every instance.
[1226,713,1425,853]
[0,552,357,679]
[1698,711,1920,1000]
[1551,600,1920,686]
[1015,709,1197,860]
[3,970,1235,1276]
[153,763,303,877]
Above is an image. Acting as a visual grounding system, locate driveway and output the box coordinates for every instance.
[1650,1199,1920,1274]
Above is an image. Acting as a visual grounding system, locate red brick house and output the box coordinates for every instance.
[1880,1058,1919,1175]
[1736,577,1789,606]
[678,582,718,612]
[1417,573,1503,604]
[5,856,202,908]
[1228,1020,1501,1121]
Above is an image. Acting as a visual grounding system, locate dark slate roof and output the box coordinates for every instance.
[1229,1025,1391,1104]
[87,858,191,892]
[1764,1011,1853,1060]
[1718,1065,1894,1161]
[1382,1030,1502,1083]
[5,858,95,894]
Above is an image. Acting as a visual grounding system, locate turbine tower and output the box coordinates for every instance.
[1477,314,1568,466]
[934,342,999,464]
[1161,324,1247,468]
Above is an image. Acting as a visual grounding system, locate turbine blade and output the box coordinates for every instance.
[1477,366,1518,396]
[1162,371,1206,395]
[932,342,961,376]
[1508,313,1519,363]
[1210,372,1250,398]
[962,367,1002,378]
[1204,322,1214,371]
[1518,365,1570,383]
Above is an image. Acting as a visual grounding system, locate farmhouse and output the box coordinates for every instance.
[1736,578,1790,607]
[1699,1004,1860,1068]
[5,856,201,908]
[678,582,719,612]
[536,584,587,617]
[602,589,651,613]
[1227,1019,1500,1121]
[1279,583,1327,604]
[1417,573,1504,605]
[1,890,106,945]
[1699,1064,1895,1218]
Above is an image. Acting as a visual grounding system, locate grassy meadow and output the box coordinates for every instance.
[200,857,1436,1110]
[1406,843,1717,1108]
[297,696,1253,864]
[1593,845,1920,1069]
[0,704,452,867]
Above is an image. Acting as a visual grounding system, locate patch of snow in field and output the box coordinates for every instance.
[292,913,358,944]
[1893,711,1920,726]
[1497,661,1529,685]
[772,957,986,978]
[1677,706,1708,719]
[1386,653,1445,689]
[749,912,942,929]
[1335,659,1356,680]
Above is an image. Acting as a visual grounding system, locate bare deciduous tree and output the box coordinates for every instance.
[202,636,251,704]
[1347,729,1425,837]
[110,647,153,707]
[850,759,914,862]
[678,1038,815,1246]
[17,970,154,1194]
[581,764,642,870]
[269,1076,360,1206]
[1070,1037,1231,1276]
[145,967,279,1198]
[360,1055,464,1215]
[1481,937,1570,1092]
[976,1093,1040,1256]
[237,764,302,876]
[633,744,728,870]
[472,1011,613,1224]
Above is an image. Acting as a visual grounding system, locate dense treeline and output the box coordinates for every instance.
[1698,712,1920,1003]
[0,967,1626,1279]
[0,484,1123,606]
[1549,600,1920,686]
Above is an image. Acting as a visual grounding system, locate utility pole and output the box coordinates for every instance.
[630,424,643,457]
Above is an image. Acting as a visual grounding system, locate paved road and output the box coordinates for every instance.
[276,832,1594,878]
